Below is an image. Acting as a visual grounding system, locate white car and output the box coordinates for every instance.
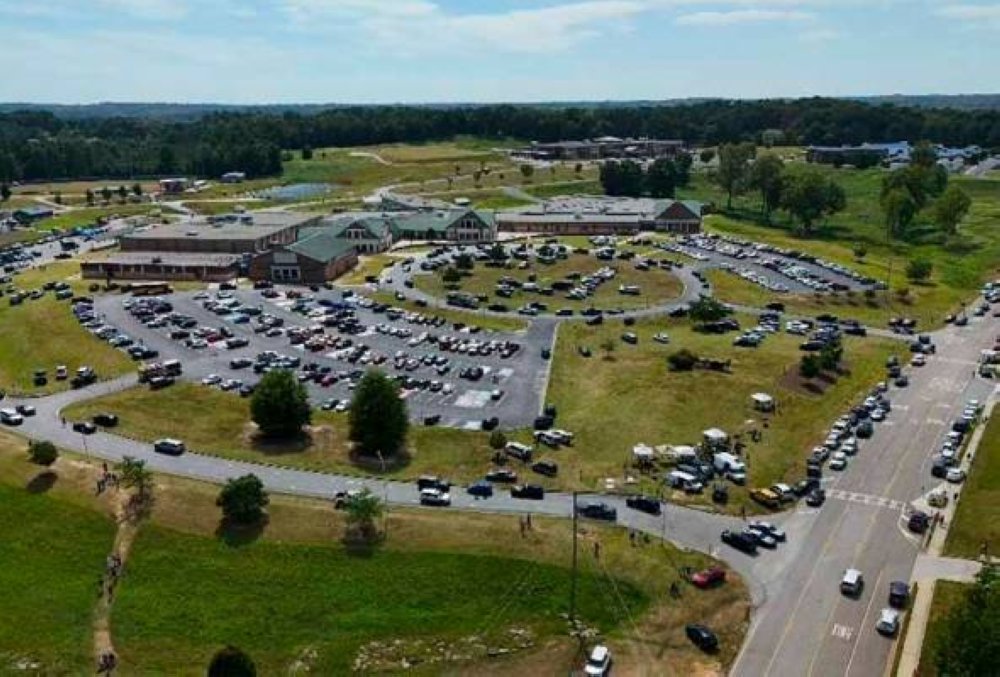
[946,468,967,483]
[653,332,671,345]
[876,608,901,636]
[584,645,611,676]
[829,452,848,471]
[871,408,886,422]
[419,488,451,506]
[911,354,926,367]
[201,374,222,386]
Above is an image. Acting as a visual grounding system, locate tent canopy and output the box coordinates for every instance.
[703,428,728,443]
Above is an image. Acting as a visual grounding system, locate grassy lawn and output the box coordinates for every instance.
[916,581,969,676]
[369,291,529,333]
[339,253,398,285]
[180,200,276,215]
[524,180,603,199]
[0,263,133,395]
[541,314,897,508]
[34,205,155,232]
[0,424,749,675]
[0,433,115,673]
[63,383,502,481]
[683,168,1000,329]
[414,254,684,312]
[945,414,1000,559]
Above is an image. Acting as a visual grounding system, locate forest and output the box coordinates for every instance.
[1,97,998,183]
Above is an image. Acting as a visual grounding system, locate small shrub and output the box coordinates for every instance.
[28,440,58,466]
[667,349,698,372]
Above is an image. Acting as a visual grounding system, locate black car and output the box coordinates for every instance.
[908,511,930,534]
[931,460,949,479]
[510,484,545,500]
[532,460,559,477]
[805,489,826,507]
[625,494,661,515]
[92,413,118,427]
[793,478,820,497]
[467,481,494,498]
[685,624,719,652]
[72,421,97,435]
[417,475,451,492]
[485,468,517,483]
[481,416,500,431]
[423,414,441,426]
[889,581,910,609]
[577,502,617,521]
[721,529,757,555]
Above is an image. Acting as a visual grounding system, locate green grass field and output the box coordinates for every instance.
[0,424,748,675]
[34,206,155,233]
[0,482,115,672]
[542,314,898,506]
[916,581,969,676]
[945,414,1000,558]
[414,254,684,312]
[339,254,398,285]
[0,263,133,395]
[682,168,1000,329]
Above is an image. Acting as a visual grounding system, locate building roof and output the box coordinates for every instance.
[83,252,242,266]
[497,196,701,224]
[125,221,294,242]
[286,230,357,264]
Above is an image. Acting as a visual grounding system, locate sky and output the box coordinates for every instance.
[0,0,996,103]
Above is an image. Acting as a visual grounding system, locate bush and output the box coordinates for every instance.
[688,296,731,323]
[28,440,58,466]
[217,474,269,525]
[667,349,699,372]
[488,430,507,450]
[906,258,933,282]
[800,354,822,379]
[250,370,311,439]
[349,371,409,457]
[208,646,256,677]
[853,244,867,260]
[895,286,911,301]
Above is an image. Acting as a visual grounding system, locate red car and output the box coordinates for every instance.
[691,567,727,589]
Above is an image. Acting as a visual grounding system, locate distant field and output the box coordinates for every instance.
[946,414,1000,558]
[35,205,156,232]
[338,254,398,285]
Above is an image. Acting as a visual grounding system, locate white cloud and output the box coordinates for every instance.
[675,9,813,25]
[935,3,1000,25]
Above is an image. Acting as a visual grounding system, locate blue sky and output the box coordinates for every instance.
[0,0,996,103]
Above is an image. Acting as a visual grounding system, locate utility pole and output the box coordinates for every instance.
[570,491,579,625]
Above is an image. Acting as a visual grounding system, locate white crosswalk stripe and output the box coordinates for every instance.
[826,489,905,511]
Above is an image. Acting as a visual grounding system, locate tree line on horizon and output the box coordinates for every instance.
[1,97,999,183]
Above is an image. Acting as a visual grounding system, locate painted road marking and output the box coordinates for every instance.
[927,418,947,426]
[832,624,855,642]
[826,489,905,511]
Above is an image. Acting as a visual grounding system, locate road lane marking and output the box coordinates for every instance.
[832,624,855,642]
[826,489,905,512]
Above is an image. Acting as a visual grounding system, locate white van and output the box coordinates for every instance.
[667,470,703,493]
[840,568,864,596]
[713,452,746,474]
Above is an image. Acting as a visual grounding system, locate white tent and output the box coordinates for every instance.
[632,444,655,461]
[703,428,729,446]
[751,392,775,412]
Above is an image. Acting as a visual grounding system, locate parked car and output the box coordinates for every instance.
[908,511,931,534]
[805,489,826,507]
[583,645,612,676]
[419,487,451,507]
[531,460,559,477]
[467,481,494,498]
[510,484,545,500]
[625,494,661,515]
[72,421,97,435]
[691,567,726,589]
[577,502,617,521]
[92,413,118,427]
[748,520,787,542]
[685,624,719,652]
[153,438,186,456]
[875,608,901,637]
[889,581,910,609]
[721,529,757,555]
[485,468,517,483]
[15,404,36,417]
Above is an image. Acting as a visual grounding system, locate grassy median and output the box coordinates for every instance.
[945,415,1000,559]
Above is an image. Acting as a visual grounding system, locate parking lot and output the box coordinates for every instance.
[88,285,554,431]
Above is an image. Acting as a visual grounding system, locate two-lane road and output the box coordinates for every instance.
[733,312,996,677]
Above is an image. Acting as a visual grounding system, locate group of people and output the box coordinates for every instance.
[95,463,120,496]
[98,552,124,602]
[518,513,533,536]
[97,650,117,674]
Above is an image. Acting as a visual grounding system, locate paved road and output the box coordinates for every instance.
[731,309,997,677]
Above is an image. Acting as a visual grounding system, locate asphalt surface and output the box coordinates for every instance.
[730,310,997,677]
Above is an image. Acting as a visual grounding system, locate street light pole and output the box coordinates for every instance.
[570,491,579,625]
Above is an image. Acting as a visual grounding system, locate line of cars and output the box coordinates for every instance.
[720,520,787,555]
[839,569,911,637]
[930,398,982,483]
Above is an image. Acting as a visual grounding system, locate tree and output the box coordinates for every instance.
[301,144,313,160]
[349,371,408,457]
[85,188,95,206]
[0,183,10,202]
[819,342,843,371]
[473,170,483,187]
[799,354,822,379]
[779,169,846,235]
[599,160,644,197]
[519,164,534,182]
[117,185,127,203]
[131,183,143,197]
[208,646,257,677]
[714,142,755,209]
[906,258,933,282]
[747,153,785,221]
[645,158,677,198]
[117,456,152,498]
[881,188,918,238]
[53,190,62,205]
[217,474,269,524]
[853,244,867,260]
[250,369,311,439]
[28,440,57,466]
[441,266,462,286]
[599,338,616,360]
[100,186,112,203]
[574,162,583,175]
[344,488,384,543]
[688,296,731,323]
[667,349,699,372]
[488,430,507,450]
[699,148,716,164]
[454,253,474,270]
[488,243,506,262]
[933,185,972,235]
[674,152,693,187]
[933,565,1000,676]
